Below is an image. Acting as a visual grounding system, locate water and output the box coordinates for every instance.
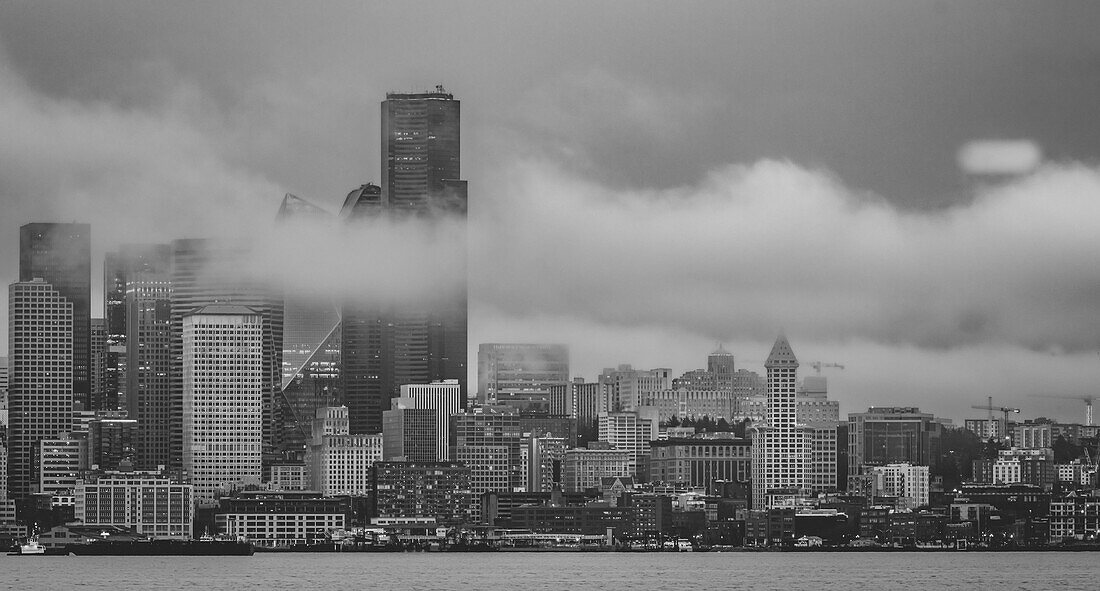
[1,552,1096,590]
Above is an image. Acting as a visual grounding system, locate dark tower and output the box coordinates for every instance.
[19,223,91,410]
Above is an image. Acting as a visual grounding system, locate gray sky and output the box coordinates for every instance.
[2,1,1100,423]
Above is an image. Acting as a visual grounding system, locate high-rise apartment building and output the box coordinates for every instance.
[751,335,811,509]
[182,305,264,506]
[19,223,90,410]
[477,344,569,411]
[7,279,73,499]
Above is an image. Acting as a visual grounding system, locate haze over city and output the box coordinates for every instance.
[2,1,1100,424]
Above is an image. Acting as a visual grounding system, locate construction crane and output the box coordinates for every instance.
[1029,394,1095,426]
[971,396,1021,443]
[808,362,845,375]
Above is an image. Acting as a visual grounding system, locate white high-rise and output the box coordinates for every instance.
[751,335,810,509]
[182,305,264,506]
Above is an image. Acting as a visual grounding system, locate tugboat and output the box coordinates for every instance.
[8,535,46,556]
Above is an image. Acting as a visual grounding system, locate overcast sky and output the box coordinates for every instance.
[2,1,1100,423]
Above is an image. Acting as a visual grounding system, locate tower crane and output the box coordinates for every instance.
[808,362,845,376]
[971,397,1021,443]
[1028,394,1095,426]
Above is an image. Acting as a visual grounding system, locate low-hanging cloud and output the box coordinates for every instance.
[472,158,1100,354]
[957,139,1043,176]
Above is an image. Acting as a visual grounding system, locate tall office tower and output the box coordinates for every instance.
[381,398,438,461]
[1,355,8,418]
[7,279,73,499]
[598,408,660,482]
[751,335,810,509]
[19,223,90,410]
[398,381,464,460]
[452,406,524,495]
[169,238,282,475]
[276,194,341,457]
[477,344,570,411]
[90,318,107,410]
[847,407,941,491]
[126,254,172,471]
[182,305,264,506]
[106,244,172,416]
[381,87,464,215]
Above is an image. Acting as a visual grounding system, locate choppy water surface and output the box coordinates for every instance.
[1,552,1096,590]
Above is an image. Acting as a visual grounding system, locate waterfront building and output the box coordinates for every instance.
[372,461,473,524]
[476,343,569,410]
[182,305,264,506]
[649,433,752,487]
[19,223,91,409]
[751,335,811,509]
[76,469,193,539]
[216,491,349,548]
[7,278,73,499]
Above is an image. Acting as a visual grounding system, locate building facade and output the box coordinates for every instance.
[563,448,631,493]
[7,278,73,499]
[648,434,752,487]
[182,305,264,506]
[19,223,91,410]
[476,343,569,410]
[76,470,194,539]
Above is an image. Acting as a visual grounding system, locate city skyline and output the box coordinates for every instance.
[1,3,1100,424]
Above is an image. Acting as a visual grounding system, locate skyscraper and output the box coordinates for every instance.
[276,194,342,457]
[381,86,464,215]
[169,239,283,475]
[340,88,468,434]
[105,244,173,416]
[19,223,90,410]
[182,305,264,506]
[751,335,810,509]
[7,279,73,499]
[125,249,173,471]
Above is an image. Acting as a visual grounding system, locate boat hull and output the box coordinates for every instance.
[67,540,254,556]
